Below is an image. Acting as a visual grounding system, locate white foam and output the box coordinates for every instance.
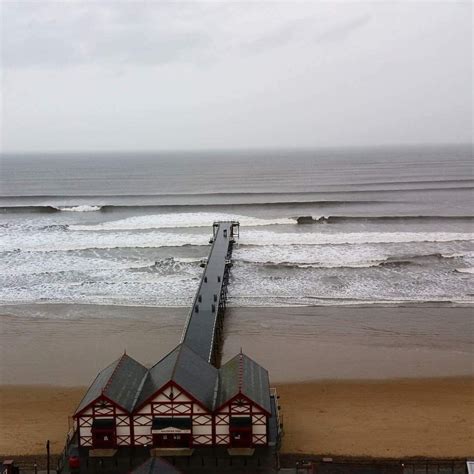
[55,205,102,212]
[240,230,474,246]
[0,230,210,252]
[455,267,474,274]
[2,226,473,253]
[234,245,388,268]
[69,212,295,231]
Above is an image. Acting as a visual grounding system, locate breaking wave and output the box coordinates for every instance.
[69,212,296,231]
[240,230,474,247]
[54,205,102,212]
[454,267,474,274]
[1,228,473,253]
[234,248,470,270]
[0,201,378,214]
[0,205,103,213]
[296,215,474,224]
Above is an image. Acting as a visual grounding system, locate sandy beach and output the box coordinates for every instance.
[1,304,472,385]
[0,303,473,457]
[1,377,473,457]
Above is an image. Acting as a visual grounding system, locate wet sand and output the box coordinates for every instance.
[0,304,472,385]
[0,303,473,457]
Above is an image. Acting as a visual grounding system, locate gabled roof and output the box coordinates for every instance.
[74,353,148,415]
[216,352,271,414]
[135,343,218,411]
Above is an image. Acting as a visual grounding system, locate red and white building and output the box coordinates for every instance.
[74,354,147,448]
[132,344,217,448]
[214,352,271,447]
[73,347,272,450]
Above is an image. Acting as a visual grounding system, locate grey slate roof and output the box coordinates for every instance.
[74,353,148,415]
[216,352,271,414]
[131,457,182,474]
[135,344,218,411]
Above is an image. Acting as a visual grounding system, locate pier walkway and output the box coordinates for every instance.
[181,221,239,366]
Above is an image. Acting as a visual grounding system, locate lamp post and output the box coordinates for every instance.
[46,440,50,474]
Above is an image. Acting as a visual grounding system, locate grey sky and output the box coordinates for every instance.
[1,1,472,152]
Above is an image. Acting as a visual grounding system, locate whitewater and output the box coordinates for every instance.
[1,146,473,307]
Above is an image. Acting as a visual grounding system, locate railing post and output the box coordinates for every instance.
[46,440,50,474]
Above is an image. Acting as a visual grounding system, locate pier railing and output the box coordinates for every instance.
[180,221,239,366]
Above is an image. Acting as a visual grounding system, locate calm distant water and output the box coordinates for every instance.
[0,145,473,308]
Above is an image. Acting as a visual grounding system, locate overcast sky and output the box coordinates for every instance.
[1,1,472,152]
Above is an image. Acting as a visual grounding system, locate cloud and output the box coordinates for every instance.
[1,2,212,68]
[315,14,372,44]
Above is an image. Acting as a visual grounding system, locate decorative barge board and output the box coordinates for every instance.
[132,344,217,449]
[73,354,147,449]
[181,221,239,366]
[215,352,271,449]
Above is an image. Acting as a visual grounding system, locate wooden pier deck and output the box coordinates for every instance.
[180,221,239,366]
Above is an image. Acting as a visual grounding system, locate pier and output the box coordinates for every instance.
[181,221,239,366]
[61,220,280,473]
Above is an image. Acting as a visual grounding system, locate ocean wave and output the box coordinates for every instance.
[296,215,474,224]
[1,228,473,253]
[66,212,474,232]
[0,231,211,253]
[454,267,474,274]
[128,257,201,274]
[69,212,296,231]
[239,230,474,247]
[229,296,474,306]
[1,179,473,202]
[236,254,460,269]
[0,200,386,214]
[0,204,102,213]
[235,251,466,270]
[54,205,102,212]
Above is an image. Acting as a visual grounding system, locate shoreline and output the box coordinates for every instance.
[1,303,473,385]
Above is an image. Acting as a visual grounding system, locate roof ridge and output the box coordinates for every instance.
[102,353,127,395]
[238,350,243,393]
[171,344,184,381]
[131,370,150,411]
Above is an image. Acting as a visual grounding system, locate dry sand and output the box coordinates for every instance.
[277,377,474,458]
[0,385,84,456]
[1,378,473,457]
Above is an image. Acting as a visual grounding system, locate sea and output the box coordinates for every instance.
[1,144,473,308]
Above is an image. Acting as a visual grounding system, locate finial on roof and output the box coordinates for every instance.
[124,348,127,355]
[238,349,243,392]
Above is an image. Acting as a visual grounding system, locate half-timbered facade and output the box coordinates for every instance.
[74,354,147,448]
[215,352,271,447]
[132,344,217,448]
[73,349,271,450]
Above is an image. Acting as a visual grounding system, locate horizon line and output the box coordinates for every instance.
[1,141,471,155]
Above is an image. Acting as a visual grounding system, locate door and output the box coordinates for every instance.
[92,429,116,449]
[91,419,116,449]
[230,429,252,447]
[153,433,191,448]
[229,417,252,447]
